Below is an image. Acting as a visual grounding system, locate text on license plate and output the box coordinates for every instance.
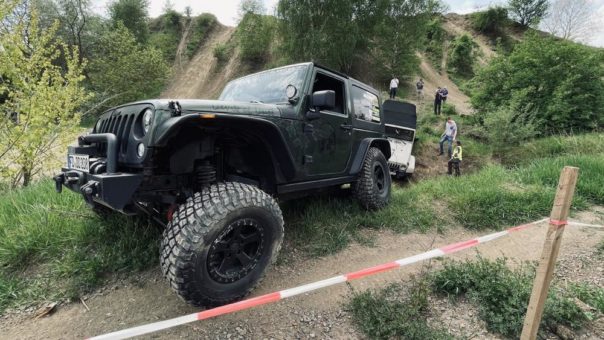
[68,154,89,172]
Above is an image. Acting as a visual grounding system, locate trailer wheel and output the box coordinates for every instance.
[353,147,391,210]
[160,182,284,307]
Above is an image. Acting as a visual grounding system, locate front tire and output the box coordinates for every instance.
[160,182,284,307]
[353,147,391,210]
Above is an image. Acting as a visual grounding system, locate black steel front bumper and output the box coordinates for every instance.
[53,133,143,211]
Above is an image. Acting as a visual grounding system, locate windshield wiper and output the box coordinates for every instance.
[250,100,264,104]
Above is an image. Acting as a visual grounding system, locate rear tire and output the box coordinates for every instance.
[160,182,284,307]
[353,147,391,210]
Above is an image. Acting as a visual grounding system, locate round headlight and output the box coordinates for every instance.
[142,109,153,134]
[137,143,146,157]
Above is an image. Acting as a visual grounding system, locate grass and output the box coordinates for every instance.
[500,133,604,166]
[430,257,588,338]
[347,279,454,339]
[283,152,602,255]
[0,180,160,312]
[568,283,604,315]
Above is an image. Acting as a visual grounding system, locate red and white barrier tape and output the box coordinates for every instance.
[89,217,604,340]
[568,220,604,229]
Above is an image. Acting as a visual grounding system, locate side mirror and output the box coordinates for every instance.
[311,90,335,111]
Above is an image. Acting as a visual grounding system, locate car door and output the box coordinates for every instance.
[304,70,353,177]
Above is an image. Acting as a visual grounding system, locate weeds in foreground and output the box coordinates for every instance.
[430,257,587,338]
[568,283,604,315]
[0,180,160,312]
[347,279,453,340]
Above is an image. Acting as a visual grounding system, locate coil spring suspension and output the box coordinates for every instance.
[196,163,216,188]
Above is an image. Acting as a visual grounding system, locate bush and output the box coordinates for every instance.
[213,43,231,64]
[482,106,537,154]
[471,7,508,34]
[186,13,217,58]
[431,257,588,337]
[569,283,604,314]
[424,18,447,70]
[471,33,604,134]
[448,34,478,76]
[237,13,275,63]
[441,103,458,116]
[348,281,454,339]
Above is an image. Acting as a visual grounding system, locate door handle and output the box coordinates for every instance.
[340,124,353,131]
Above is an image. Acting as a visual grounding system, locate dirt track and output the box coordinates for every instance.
[1,208,602,339]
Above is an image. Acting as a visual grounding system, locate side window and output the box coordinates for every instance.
[352,86,380,123]
[312,72,346,114]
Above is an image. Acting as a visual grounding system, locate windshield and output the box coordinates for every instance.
[219,65,308,104]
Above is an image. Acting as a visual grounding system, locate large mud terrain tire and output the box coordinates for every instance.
[352,147,391,210]
[160,182,284,307]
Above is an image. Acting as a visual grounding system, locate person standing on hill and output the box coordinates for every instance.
[448,140,463,176]
[416,78,424,100]
[389,76,399,100]
[440,87,448,104]
[439,116,457,157]
[434,87,442,115]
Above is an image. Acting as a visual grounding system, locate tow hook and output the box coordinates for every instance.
[80,181,99,205]
[53,174,65,193]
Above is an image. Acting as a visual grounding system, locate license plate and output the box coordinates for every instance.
[67,154,89,172]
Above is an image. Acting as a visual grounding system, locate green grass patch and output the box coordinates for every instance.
[0,180,160,312]
[569,283,604,315]
[501,133,604,166]
[282,187,440,256]
[516,155,604,205]
[347,280,454,339]
[430,257,588,338]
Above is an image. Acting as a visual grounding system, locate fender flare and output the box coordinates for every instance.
[349,138,392,176]
[152,114,298,180]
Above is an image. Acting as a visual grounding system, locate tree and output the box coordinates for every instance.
[472,6,509,34]
[88,23,169,110]
[0,7,89,186]
[508,0,549,27]
[542,0,601,43]
[372,0,443,79]
[109,0,149,43]
[448,34,479,76]
[471,33,604,134]
[237,0,274,63]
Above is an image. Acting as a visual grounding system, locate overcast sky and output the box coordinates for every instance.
[91,0,604,47]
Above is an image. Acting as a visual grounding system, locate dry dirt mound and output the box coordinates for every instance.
[162,25,239,99]
[1,208,602,339]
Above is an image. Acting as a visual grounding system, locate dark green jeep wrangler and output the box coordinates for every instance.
[54,62,417,307]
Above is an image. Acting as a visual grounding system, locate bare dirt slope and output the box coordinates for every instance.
[414,54,472,115]
[162,25,239,100]
[2,208,602,339]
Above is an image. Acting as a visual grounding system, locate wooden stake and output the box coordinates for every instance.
[520,166,579,340]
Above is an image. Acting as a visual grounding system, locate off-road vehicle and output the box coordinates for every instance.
[54,62,416,307]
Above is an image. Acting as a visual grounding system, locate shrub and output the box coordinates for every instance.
[237,13,275,63]
[425,18,446,70]
[441,103,458,116]
[430,257,588,338]
[348,281,454,339]
[471,7,509,34]
[186,13,217,58]
[448,34,478,76]
[471,33,604,134]
[569,283,604,314]
[482,106,537,154]
[213,43,231,64]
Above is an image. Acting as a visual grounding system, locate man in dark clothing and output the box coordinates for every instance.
[434,87,442,115]
[440,87,448,104]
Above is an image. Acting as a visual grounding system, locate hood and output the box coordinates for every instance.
[152,99,282,117]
